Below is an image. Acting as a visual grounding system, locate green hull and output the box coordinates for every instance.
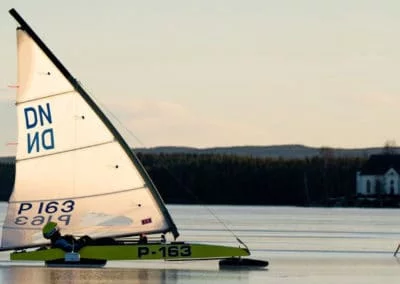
[11,242,250,262]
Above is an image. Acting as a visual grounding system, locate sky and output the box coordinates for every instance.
[1,0,400,156]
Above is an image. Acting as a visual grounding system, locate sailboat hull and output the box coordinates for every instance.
[10,242,250,263]
[4,10,256,269]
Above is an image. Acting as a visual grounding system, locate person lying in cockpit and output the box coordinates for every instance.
[42,222,93,252]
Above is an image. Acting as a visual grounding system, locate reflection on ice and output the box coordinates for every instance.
[0,265,253,284]
[0,204,400,283]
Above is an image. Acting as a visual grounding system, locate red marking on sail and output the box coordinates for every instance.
[6,142,18,146]
[7,85,19,89]
[141,218,152,225]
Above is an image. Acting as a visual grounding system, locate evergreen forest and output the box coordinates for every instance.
[0,153,368,206]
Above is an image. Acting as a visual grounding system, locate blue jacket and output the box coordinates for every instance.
[53,237,83,252]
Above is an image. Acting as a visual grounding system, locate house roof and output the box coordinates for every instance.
[360,154,400,175]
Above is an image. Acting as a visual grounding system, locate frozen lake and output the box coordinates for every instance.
[0,204,399,283]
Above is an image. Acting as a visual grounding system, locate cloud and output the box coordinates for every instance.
[98,97,265,147]
[344,92,400,108]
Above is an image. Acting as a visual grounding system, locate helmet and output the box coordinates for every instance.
[42,222,59,239]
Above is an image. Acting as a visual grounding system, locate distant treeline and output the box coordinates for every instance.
[0,161,15,201]
[138,153,366,206]
[0,153,366,206]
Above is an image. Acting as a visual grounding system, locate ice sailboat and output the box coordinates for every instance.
[0,9,258,267]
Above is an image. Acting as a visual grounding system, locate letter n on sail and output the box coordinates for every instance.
[1,8,179,250]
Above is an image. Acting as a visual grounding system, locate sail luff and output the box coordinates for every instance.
[8,8,179,239]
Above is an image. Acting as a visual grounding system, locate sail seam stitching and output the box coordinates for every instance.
[16,90,75,105]
[16,140,116,162]
[9,185,146,203]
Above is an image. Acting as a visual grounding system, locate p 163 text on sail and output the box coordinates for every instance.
[14,200,75,226]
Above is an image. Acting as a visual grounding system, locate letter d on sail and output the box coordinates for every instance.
[24,107,37,129]
[41,129,55,150]
[24,103,52,129]
[24,103,55,153]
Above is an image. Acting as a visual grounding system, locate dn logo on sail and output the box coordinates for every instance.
[24,103,55,153]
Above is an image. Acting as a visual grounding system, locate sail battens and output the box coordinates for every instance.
[16,140,116,162]
[8,185,146,203]
[2,226,42,232]
[16,90,75,105]
[2,9,179,249]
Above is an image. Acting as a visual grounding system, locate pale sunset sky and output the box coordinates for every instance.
[1,0,400,156]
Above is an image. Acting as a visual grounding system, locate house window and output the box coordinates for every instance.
[390,180,395,195]
[366,180,371,194]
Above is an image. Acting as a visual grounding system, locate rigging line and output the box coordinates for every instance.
[74,85,172,230]
[101,103,146,148]
[163,170,246,246]
[78,84,245,245]
[77,82,146,147]
[74,85,242,243]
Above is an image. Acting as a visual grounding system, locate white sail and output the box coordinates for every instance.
[2,23,178,248]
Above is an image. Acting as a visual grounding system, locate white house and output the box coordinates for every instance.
[356,154,400,196]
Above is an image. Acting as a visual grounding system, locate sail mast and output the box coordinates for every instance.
[8,8,179,239]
